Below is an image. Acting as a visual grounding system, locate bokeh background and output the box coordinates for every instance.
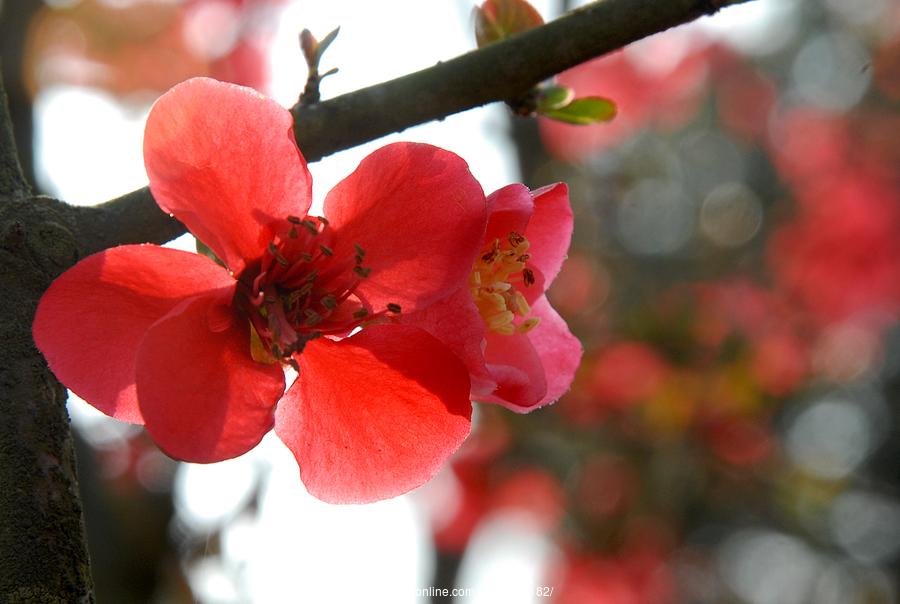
[2,0,899,602]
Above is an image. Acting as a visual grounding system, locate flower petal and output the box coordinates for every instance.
[275,324,472,504]
[33,245,235,424]
[400,288,495,397]
[479,331,548,411]
[524,183,573,285]
[135,293,285,463]
[484,183,532,243]
[323,142,486,313]
[528,295,582,407]
[144,77,312,273]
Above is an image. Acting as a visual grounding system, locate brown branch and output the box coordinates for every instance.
[78,0,754,255]
[69,187,184,253]
[0,67,29,200]
[289,0,750,160]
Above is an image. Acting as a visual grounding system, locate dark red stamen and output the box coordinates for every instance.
[234,216,389,362]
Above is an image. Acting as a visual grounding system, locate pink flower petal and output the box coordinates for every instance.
[528,295,582,407]
[32,245,235,424]
[525,183,573,285]
[484,183,532,243]
[275,324,472,504]
[144,77,312,273]
[135,293,285,462]
[479,331,548,411]
[323,142,486,313]
[400,288,496,397]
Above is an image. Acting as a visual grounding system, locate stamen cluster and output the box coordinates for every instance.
[235,215,400,362]
[470,231,540,335]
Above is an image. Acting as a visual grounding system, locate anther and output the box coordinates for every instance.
[522,267,535,287]
[487,310,515,330]
[353,308,369,319]
[481,239,500,263]
[287,215,302,224]
[301,219,319,235]
[267,242,289,266]
[486,293,506,312]
[320,294,337,310]
[354,243,366,265]
[319,244,334,256]
[513,291,530,315]
[353,266,371,278]
[517,317,541,333]
[386,303,402,314]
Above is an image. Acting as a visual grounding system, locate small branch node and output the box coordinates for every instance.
[299,27,341,106]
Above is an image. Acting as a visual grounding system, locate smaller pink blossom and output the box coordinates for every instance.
[403,183,582,412]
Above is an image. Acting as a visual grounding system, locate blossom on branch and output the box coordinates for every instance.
[33,77,490,504]
[403,183,582,412]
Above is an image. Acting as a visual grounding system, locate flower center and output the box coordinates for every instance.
[469,231,540,336]
[235,215,400,365]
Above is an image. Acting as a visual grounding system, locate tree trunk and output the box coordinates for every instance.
[0,74,94,604]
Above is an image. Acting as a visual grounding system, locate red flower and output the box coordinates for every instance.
[590,342,671,410]
[768,171,900,325]
[33,77,489,504]
[403,183,582,411]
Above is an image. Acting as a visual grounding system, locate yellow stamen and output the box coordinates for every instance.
[517,317,541,334]
[513,291,530,316]
[469,230,541,335]
[483,293,505,312]
[486,310,515,331]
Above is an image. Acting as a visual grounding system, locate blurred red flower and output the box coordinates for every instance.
[590,342,671,410]
[768,109,850,192]
[551,541,675,604]
[769,171,900,325]
[24,0,286,97]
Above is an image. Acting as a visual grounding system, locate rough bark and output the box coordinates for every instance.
[0,75,94,602]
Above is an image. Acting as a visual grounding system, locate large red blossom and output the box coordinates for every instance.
[404,183,582,411]
[33,77,489,504]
